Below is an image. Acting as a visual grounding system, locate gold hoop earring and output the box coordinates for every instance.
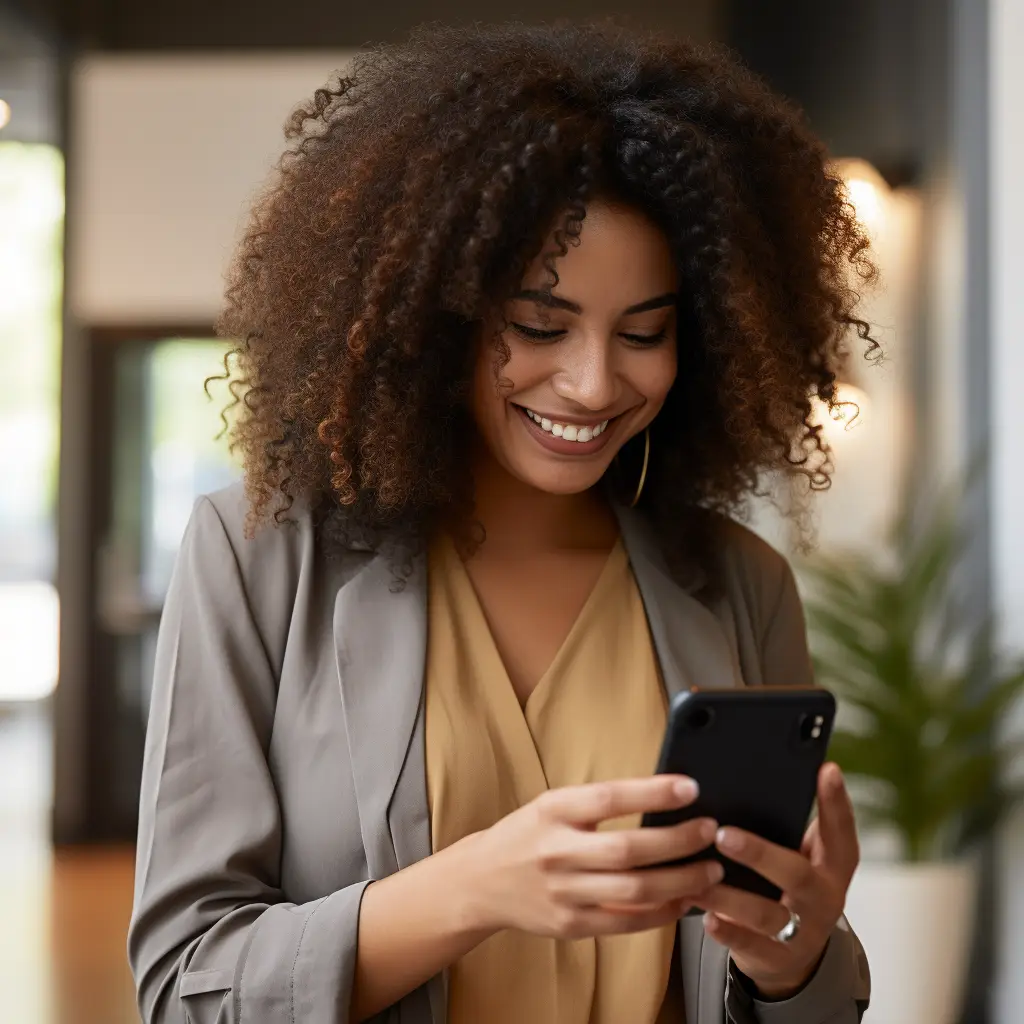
[629,427,650,508]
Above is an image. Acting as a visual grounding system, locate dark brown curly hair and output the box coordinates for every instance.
[215,19,878,575]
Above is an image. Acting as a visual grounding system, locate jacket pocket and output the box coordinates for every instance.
[180,967,233,996]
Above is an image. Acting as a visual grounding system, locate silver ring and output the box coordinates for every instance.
[773,910,801,944]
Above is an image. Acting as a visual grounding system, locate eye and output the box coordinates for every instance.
[510,322,565,342]
[621,329,669,347]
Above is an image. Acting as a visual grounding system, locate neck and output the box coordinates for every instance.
[468,441,620,554]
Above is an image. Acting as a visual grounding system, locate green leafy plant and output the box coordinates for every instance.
[801,491,1024,862]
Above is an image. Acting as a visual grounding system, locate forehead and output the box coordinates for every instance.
[518,200,678,305]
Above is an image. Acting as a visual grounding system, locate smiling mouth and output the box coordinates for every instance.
[515,406,613,443]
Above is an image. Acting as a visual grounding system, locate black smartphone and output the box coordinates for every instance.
[641,687,836,902]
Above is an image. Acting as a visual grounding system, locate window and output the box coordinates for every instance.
[0,142,63,702]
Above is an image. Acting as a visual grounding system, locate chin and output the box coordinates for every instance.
[516,462,609,496]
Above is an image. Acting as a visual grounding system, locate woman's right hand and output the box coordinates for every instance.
[458,775,722,939]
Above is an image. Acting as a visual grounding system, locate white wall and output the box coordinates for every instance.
[991,0,1024,1018]
[69,53,353,324]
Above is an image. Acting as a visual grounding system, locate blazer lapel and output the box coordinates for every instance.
[333,550,433,879]
[332,548,446,1023]
[614,504,744,699]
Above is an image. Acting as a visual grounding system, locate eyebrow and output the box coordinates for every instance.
[511,290,677,316]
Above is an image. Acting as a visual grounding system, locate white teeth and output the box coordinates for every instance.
[523,407,611,443]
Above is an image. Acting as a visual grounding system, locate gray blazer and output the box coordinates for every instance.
[128,482,870,1024]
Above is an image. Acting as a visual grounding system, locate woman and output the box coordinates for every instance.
[128,21,874,1024]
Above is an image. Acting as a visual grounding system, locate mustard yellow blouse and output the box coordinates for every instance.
[424,533,680,1023]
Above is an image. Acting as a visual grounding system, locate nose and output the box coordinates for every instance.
[550,334,621,413]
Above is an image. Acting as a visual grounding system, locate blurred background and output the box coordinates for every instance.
[0,0,1021,1022]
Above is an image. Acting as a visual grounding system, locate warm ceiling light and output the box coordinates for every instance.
[832,157,890,241]
[810,381,870,446]
[0,99,10,130]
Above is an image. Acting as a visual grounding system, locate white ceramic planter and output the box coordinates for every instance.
[844,861,977,1024]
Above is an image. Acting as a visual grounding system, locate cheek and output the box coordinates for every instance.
[470,340,525,438]
[471,337,549,420]
[635,345,678,408]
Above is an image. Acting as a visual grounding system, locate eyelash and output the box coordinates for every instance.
[509,323,669,347]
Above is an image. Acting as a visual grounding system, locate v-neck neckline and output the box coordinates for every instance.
[439,534,627,719]
[522,540,627,721]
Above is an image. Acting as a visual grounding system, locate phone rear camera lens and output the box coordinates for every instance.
[686,707,715,731]
[798,713,825,743]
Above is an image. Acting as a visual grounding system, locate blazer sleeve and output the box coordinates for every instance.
[127,496,371,1024]
[726,548,871,1024]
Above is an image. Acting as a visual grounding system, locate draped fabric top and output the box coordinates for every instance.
[424,532,682,1023]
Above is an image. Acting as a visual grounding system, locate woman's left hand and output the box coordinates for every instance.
[690,762,859,1001]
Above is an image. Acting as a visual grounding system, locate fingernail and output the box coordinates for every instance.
[716,828,744,854]
[825,763,844,791]
[674,778,699,801]
[698,818,719,843]
[706,861,725,884]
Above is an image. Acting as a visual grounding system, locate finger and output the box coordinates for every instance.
[572,898,690,937]
[703,912,788,967]
[600,899,693,915]
[542,776,698,827]
[690,884,796,940]
[714,828,818,899]
[816,763,860,879]
[800,817,820,860]
[568,816,718,870]
[554,860,724,908]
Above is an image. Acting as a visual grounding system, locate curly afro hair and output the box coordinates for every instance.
[215,19,878,576]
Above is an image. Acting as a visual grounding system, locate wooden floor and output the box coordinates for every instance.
[1,708,139,1023]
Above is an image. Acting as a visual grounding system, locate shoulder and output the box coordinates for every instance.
[712,515,792,585]
[713,516,813,683]
[184,480,372,605]
[707,514,799,626]
[187,480,309,578]
[175,481,377,676]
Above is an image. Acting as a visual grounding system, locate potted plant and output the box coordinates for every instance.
[800,488,1024,1024]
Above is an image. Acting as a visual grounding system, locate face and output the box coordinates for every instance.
[471,198,679,496]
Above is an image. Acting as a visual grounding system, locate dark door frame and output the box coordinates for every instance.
[53,324,214,845]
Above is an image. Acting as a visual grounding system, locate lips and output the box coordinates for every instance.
[521,407,610,443]
[513,403,618,456]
